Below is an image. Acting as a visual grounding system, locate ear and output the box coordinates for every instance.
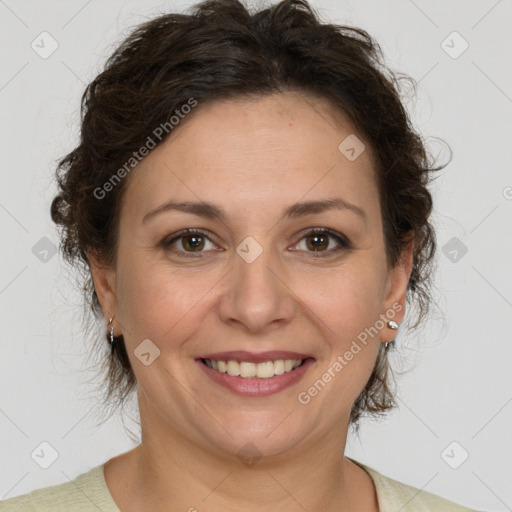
[88,250,118,330]
[380,236,414,342]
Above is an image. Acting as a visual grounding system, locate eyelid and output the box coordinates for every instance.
[290,227,351,254]
[162,227,351,256]
[162,228,219,257]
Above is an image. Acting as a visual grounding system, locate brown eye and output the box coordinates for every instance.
[293,228,351,256]
[164,229,217,256]
[180,233,206,252]
[305,233,330,251]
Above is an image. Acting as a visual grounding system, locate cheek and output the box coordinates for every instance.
[115,252,216,346]
[319,262,386,340]
[308,261,385,395]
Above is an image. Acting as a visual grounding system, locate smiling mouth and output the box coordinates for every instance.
[200,358,310,379]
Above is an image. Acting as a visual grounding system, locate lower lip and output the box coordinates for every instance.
[196,358,315,397]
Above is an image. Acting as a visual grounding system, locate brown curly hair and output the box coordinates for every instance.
[50,0,448,428]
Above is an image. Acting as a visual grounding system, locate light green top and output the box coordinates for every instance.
[0,458,480,511]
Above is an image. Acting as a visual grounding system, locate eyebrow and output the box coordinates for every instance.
[142,197,367,224]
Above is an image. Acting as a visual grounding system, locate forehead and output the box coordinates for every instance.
[122,92,379,224]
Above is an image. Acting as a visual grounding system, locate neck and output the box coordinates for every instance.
[106,399,377,512]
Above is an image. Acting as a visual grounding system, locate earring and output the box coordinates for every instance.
[107,315,117,352]
[384,320,399,350]
[384,340,396,350]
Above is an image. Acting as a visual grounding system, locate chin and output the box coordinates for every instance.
[193,410,312,463]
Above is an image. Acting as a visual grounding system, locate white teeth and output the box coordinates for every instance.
[203,358,304,379]
[240,361,257,378]
[227,360,240,376]
[273,360,285,375]
[256,361,274,378]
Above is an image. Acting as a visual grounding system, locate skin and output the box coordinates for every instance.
[90,91,413,512]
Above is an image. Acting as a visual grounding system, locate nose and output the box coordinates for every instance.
[217,242,296,334]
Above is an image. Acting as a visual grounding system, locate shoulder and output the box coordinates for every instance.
[349,458,482,512]
[0,464,120,512]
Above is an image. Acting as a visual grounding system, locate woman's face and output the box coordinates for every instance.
[92,92,411,460]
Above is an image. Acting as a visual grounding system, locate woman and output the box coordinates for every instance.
[0,0,481,510]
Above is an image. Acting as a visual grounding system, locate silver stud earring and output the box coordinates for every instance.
[384,320,399,350]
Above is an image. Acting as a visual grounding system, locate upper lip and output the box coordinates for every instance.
[199,350,314,363]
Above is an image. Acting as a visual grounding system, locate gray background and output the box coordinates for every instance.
[1,0,511,510]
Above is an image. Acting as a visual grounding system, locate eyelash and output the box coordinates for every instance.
[162,228,352,258]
